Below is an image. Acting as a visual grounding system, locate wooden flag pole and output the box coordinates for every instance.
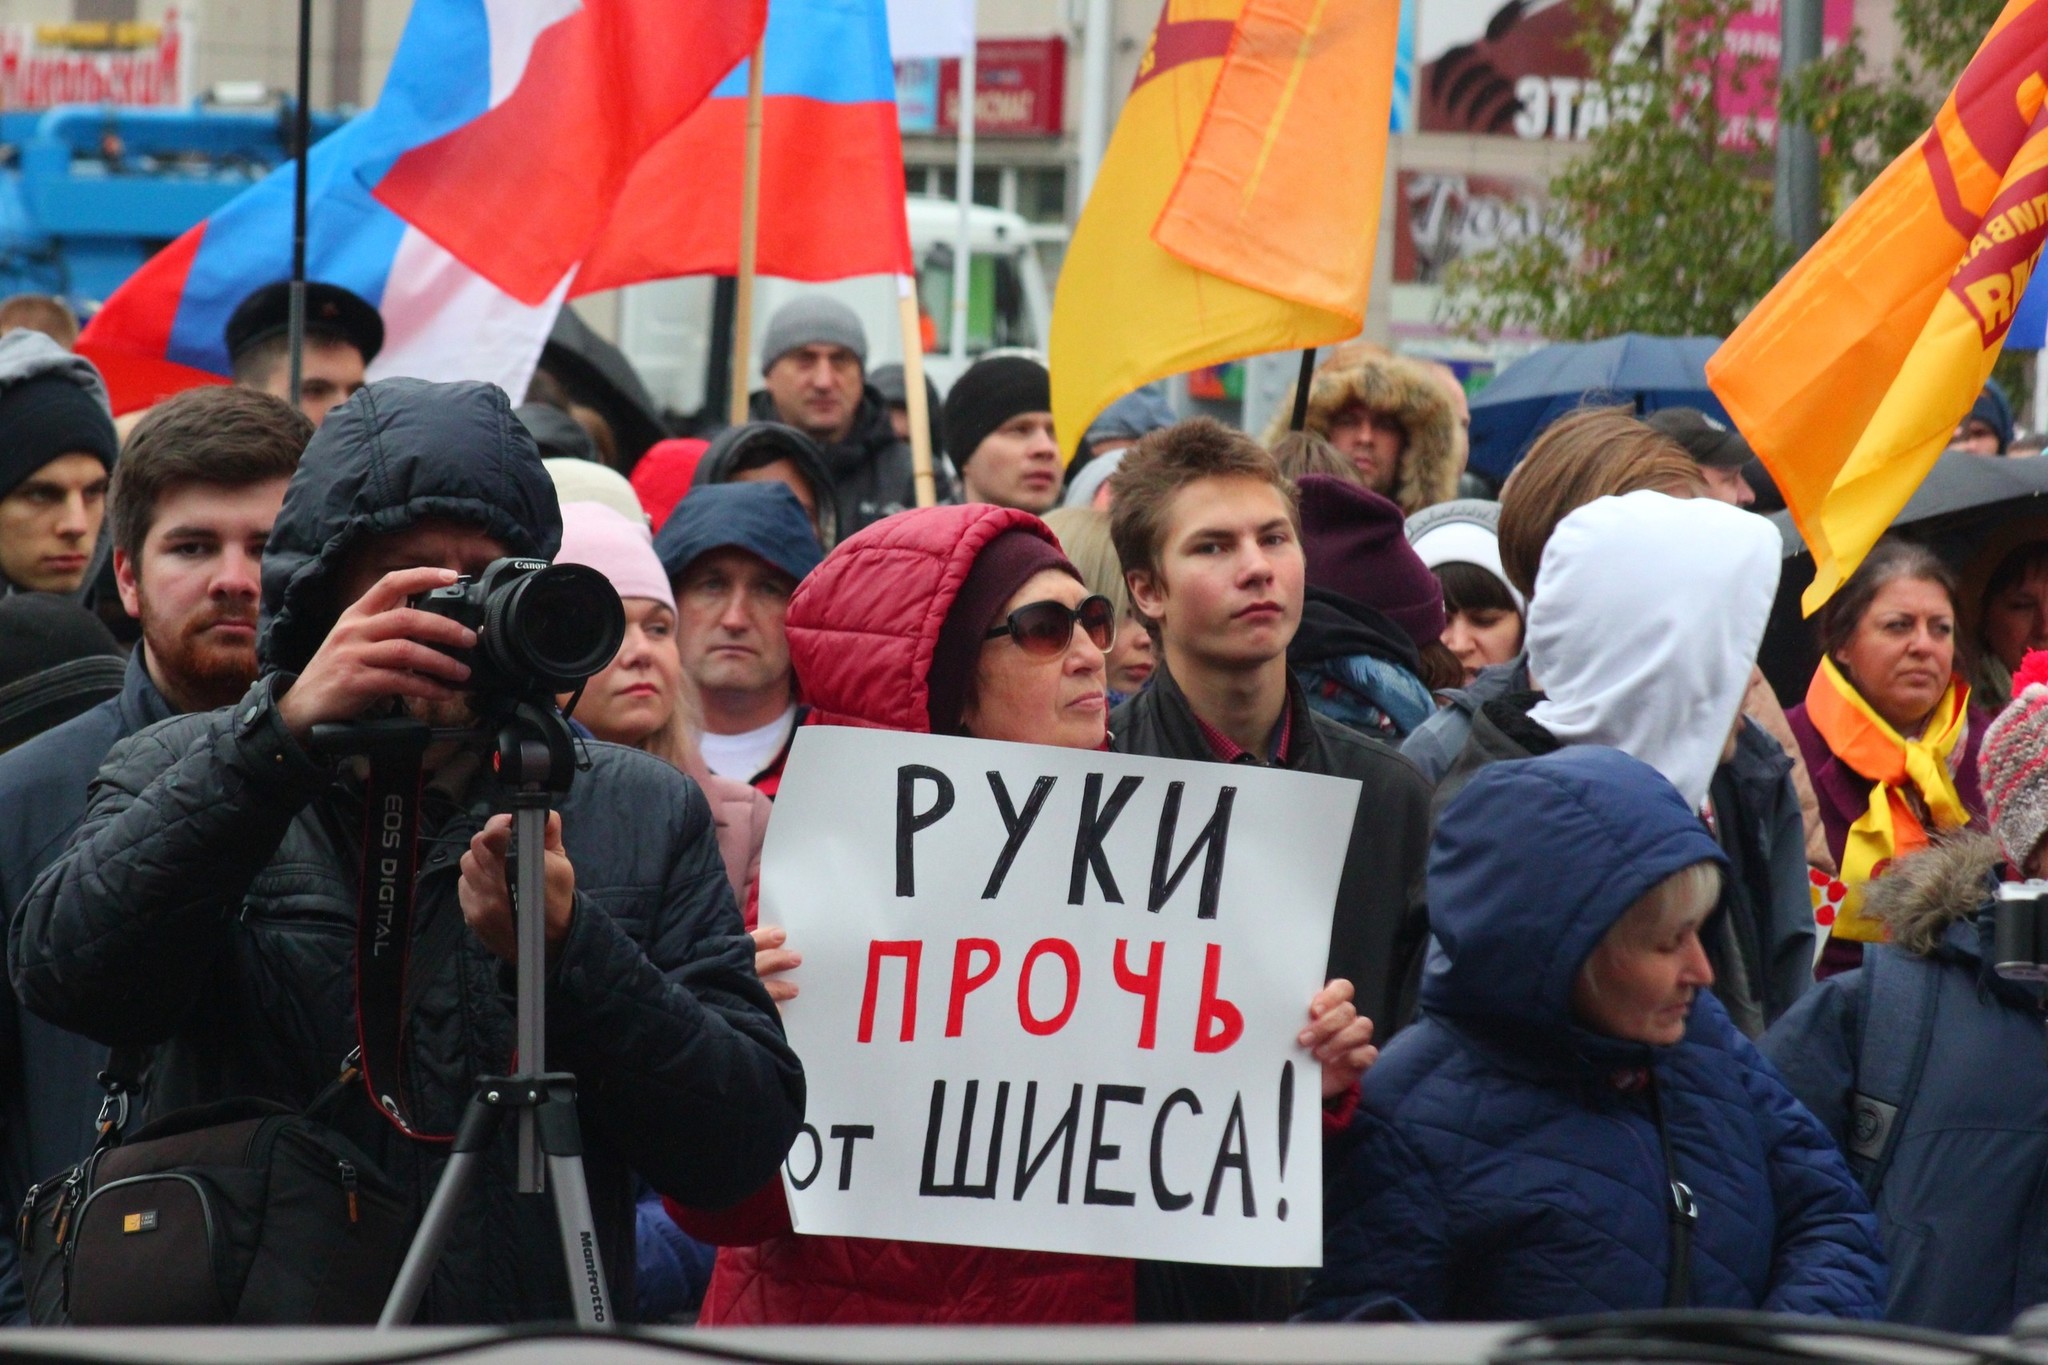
[899,276,936,506]
[728,34,768,427]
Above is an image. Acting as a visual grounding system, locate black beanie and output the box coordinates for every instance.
[0,375,118,501]
[0,593,125,751]
[944,356,1051,468]
[926,529,1078,735]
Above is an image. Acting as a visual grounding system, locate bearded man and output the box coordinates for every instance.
[0,386,310,1319]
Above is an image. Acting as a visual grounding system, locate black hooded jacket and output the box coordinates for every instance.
[749,384,953,535]
[8,380,805,1323]
[691,421,840,548]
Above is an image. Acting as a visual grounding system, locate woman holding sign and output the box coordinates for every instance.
[1300,746,1884,1322]
[675,502,1377,1325]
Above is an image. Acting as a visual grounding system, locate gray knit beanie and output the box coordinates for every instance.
[760,296,868,374]
[1981,649,2048,867]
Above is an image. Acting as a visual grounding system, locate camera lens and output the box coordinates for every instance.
[485,563,625,690]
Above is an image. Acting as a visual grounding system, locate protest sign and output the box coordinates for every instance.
[759,727,1359,1267]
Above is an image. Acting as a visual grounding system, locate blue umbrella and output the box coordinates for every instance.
[1467,334,1729,481]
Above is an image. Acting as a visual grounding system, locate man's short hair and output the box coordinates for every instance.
[228,330,359,389]
[110,386,312,562]
[1496,406,1707,600]
[0,295,79,350]
[1109,417,1298,586]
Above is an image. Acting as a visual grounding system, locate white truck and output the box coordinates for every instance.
[616,195,1054,422]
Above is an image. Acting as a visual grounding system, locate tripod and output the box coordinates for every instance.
[364,702,613,1328]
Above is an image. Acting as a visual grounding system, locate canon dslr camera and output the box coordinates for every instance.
[411,557,625,704]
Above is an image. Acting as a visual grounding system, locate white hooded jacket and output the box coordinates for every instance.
[1527,490,1781,812]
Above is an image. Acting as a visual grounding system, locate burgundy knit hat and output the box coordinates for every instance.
[927,528,1080,734]
[1296,474,1447,651]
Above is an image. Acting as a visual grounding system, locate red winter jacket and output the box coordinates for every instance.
[675,504,1137,1325]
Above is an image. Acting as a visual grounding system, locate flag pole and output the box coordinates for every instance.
[899,278,937,506]
[949,0,977,363]
[1288,346,1317,430]
[728,33,768,427]
[288,0,313,403]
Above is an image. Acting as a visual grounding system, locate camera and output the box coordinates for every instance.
[412,557,625,701]
[1993,880,2048,982]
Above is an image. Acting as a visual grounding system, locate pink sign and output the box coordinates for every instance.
[1715,0,1853,149]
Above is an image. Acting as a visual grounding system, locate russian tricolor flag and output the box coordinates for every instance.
[568,0,915,290]
[82,0,910,415]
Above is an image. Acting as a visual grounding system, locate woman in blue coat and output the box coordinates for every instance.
[1301,746,1884,1322]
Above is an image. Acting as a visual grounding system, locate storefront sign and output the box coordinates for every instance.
[1393,170,1566,284]
[1415,0,1847,144]
[0,11,189,110]
[895,37,1066,139]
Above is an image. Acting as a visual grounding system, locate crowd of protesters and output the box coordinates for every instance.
[3,281,2048,1334]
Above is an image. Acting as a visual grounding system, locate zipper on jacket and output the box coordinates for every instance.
[337,1160,359,1225]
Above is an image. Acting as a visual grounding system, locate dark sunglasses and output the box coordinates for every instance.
[985,594,1115,656]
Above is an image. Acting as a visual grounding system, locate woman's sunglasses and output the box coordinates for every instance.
[985,594,1116,656]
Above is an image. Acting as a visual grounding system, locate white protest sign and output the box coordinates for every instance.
[759,727,1360,1267]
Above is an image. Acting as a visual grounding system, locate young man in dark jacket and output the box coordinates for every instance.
[1110,419,1431,1033]
[9,379,804,1324]
[0,386,309,1319]
[1106,418,1432,1323]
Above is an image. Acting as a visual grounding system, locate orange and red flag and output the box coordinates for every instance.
[1708,0,2048,612]
[1049,0,1400,454]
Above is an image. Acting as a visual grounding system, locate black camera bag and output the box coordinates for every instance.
[18,1060,411,1326]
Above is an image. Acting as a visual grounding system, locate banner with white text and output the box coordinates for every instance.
[760,727,1358,1267]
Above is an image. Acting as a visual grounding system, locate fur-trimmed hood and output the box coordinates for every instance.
[1864,832,2001,957]
[1264,349,1460,515]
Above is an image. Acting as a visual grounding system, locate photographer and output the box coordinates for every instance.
[8,379,804,1324]
[1763,648,2048,1333]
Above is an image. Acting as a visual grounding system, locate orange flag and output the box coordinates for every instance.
[1049,0,1399,455]
[1708,0,2048,612]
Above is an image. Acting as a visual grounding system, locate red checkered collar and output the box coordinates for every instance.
[1194,702,1293,766]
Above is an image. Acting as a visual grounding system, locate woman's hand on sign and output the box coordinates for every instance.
[751,925,801,1003]
[1302,977,1377,1100]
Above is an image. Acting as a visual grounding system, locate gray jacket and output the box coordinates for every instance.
[1398,654,1529,784]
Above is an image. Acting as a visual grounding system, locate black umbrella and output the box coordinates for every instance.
[1759,451,2048,704]
[535,305,666,471]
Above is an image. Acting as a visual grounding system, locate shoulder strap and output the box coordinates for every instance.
[86,1045,149,1155]
[1646,1076,1696,1309]
[1847,947,1940,1198]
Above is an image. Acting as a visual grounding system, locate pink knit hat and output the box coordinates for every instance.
[1981,649,2048,866]
[554,501,675,611]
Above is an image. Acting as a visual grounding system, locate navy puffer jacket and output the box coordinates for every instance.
[1764,833,2048,1333]
[1300,747,1884,1322]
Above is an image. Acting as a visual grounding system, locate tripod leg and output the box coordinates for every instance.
[532,1074,613,1328]
[378,1149,483,1327]
[511,801,549,1193]
[547,1153,614,1328]
[379,1090,507,1329]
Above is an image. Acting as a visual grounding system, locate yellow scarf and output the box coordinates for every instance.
[1805,657,1971,941]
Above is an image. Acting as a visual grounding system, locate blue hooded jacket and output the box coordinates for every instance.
[1763,832,2048,1333]
[1300,747,1884,1322]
